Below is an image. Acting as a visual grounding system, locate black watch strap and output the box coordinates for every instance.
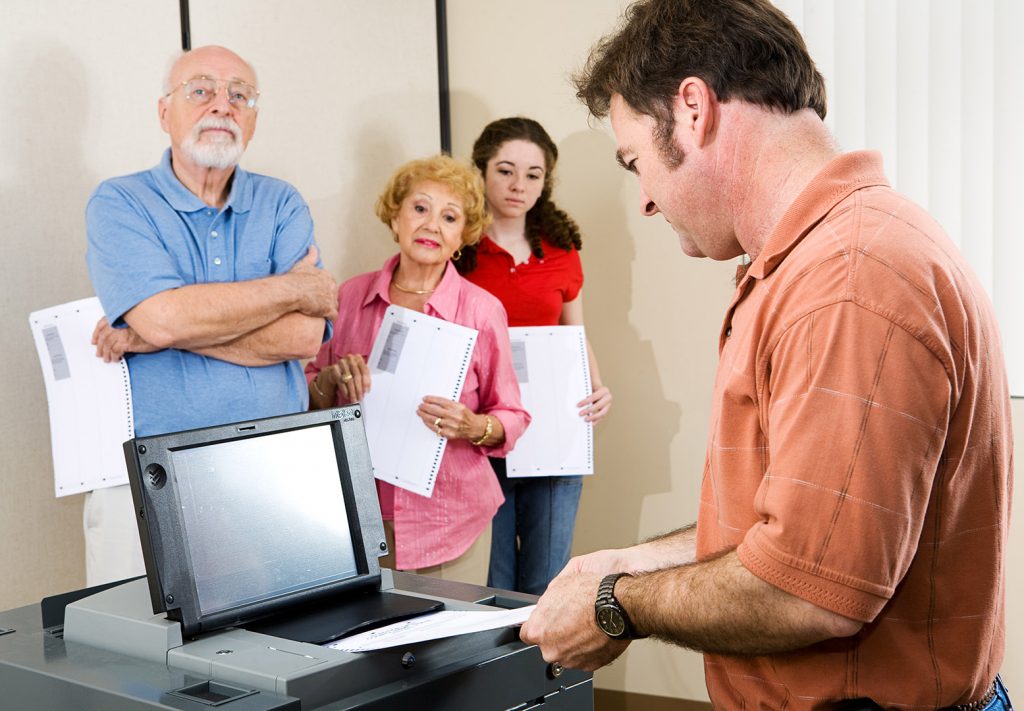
[596,572,628,604]
[595,572,641,639]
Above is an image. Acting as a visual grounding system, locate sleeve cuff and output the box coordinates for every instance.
[738,533,891,624]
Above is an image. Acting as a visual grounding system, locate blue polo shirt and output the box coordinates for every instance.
[86,149,329,436]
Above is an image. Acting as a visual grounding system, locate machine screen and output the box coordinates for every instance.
[170,425,359,616]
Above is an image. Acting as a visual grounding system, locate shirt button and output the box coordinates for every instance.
[510,267,516,273]
[211,230,219,238]
[207,210,213,216]
[213,257,222,266]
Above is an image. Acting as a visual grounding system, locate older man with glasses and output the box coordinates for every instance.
[83,45,338,586]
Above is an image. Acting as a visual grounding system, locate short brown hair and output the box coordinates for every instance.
[575,0,826,132]
[375,154,490,247]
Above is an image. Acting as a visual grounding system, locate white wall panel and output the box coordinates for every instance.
[863,1,898,184]
[801,0,836,133]
[960,0,995,290]
[896,0,932,208]
[832,0,866,149]
[993,0,1024,396]
[928,2,964,249]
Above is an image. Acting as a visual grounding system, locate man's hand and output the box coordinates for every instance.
[519,570,630,672]
[285,246,338,321]
[92,317,160,362]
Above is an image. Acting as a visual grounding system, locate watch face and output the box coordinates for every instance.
[597,604,627,637]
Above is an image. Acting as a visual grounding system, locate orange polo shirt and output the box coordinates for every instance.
[698,152,1012,709]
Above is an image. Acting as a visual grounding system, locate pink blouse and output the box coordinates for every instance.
[306,254,530,569]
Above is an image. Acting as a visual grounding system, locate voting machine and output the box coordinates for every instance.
[0,408,592,709]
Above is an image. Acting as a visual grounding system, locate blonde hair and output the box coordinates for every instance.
[375,155,490,247]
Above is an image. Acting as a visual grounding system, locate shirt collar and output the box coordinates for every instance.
[745,151,890,282]
[477,234,557,262]
[476,236,503,255]
[151,147,253,214]
[363,253,464,322]
[426,258,464,321]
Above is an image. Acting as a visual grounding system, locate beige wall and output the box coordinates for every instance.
[0,0,179,614]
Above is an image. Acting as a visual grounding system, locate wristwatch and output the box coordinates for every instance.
[594,572,639,639]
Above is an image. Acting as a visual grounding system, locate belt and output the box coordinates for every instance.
[841,679,1000,711]
[941,679,999,711]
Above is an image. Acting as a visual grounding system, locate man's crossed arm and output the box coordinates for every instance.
[93,247,337,366]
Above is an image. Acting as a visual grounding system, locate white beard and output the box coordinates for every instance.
[181,117,245,169]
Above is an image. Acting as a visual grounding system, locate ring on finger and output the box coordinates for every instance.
[340,372,354,383]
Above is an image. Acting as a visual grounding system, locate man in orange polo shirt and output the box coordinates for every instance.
[519,1,1013,708]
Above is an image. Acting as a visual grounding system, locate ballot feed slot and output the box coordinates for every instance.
[246,589,443,645]
[476,594,536,610]
[168,680,258,706]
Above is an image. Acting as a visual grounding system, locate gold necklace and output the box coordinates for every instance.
[391,279,436,295]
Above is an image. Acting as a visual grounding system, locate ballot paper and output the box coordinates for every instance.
[325,605,535,652]
[28,297,134,497]
[506,326,594,477]
[362,306,478,497]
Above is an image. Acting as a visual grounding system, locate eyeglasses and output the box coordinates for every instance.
[164,76,260,110]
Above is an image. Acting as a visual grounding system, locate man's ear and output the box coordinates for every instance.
[674,76,716,148]
[157,97,170,135]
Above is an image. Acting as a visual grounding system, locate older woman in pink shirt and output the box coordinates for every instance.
[306,155,529,572]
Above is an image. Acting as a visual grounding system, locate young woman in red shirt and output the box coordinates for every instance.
[455,117,613,594]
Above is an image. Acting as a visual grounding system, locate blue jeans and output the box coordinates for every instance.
[984,676,1013,710]
[486,457,583,595]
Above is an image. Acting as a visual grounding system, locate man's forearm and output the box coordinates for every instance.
[565,524,698,580]
[619,549,861,655]
[124,276,314,350]
[636,523,698,568]
[191,313,326,366]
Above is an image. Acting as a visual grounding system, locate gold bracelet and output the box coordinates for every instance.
[471,415,493,446]
[311,374,327,399]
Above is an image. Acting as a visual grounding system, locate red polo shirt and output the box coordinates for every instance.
[464,236,583,326]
